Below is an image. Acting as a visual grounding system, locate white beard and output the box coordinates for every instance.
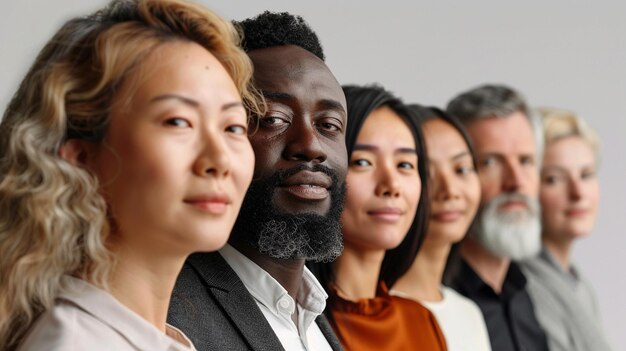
[471,193,542,260]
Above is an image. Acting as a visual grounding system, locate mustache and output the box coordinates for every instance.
[266,163,341,190]
[491,193,536,209]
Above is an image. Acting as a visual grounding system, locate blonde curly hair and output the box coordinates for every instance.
[0,0,263,349]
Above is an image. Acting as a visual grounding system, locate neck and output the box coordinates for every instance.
[106,236,186,333]
[393,238,449,302]
[230,239,305,302]
[543,235,574,271]
[333,245,385,300]
[461,237,510,294]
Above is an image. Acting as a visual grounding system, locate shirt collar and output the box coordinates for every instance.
[455,259,527,298]
[539,246,580,283]
[58,276,195,350]
[219,244,327,318]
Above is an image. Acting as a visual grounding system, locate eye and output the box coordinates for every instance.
[352,158,372,167]
[398,161,415,170]
[226,124,247,135]
[164,117,191,128]
[581,169,596,180]
[520,155,535,166]
[543,174,562,185]
[480,156,497,167]
[259,116,290,128]
[317,118,343,133]
[456,165,476,175]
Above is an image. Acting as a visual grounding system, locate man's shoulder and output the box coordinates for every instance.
[168,252,286,351]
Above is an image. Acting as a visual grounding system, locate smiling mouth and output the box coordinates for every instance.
[184,196,231,215]
[279,170,332,201]
[431,211,463,222]
[367,208,404,222]
[282,184,329,200]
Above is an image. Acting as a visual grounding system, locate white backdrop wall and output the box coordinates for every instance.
[2,1,625,349]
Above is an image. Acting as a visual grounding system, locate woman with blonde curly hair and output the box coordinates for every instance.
[0,0,262,349]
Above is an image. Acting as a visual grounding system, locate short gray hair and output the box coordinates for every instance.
[446,84,529,123]
[446,83,543,161]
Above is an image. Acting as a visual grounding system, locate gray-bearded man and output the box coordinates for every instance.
[447,84,549,351]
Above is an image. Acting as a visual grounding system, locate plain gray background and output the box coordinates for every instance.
[2,1,624,349]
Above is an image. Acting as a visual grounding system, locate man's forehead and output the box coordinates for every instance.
[470,113,534,141]
[248,45,346,108]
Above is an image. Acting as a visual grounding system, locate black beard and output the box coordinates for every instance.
[231,163,345,263]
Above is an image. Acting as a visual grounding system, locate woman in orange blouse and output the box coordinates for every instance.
[309,85,447,351]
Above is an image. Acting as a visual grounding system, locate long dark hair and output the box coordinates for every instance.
[417,106,478,285]
[308,84,429,296]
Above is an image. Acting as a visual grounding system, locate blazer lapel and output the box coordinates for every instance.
[315,314,344,351]
[187,253,285,351]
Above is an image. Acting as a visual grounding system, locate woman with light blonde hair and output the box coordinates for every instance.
[0,0,262,349]
[520,108,612,351]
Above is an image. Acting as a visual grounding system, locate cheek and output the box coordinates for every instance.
[540,187,566,209]
[230,142,255,197]
[249,135,281,178]
[342,173,369,231]
[586,182,600,210]
[465,179,482,215]
[478,173,498,204]
[403,176,422,216]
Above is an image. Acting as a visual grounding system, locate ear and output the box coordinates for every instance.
[58,139,95,166]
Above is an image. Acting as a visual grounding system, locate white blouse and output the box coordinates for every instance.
[19,276,196,351]
[392,286,492,351]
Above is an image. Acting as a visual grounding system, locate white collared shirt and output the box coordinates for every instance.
[220,244,333,351]
[19,276,196,351]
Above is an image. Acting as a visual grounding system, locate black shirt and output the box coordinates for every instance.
[451,259,549,351]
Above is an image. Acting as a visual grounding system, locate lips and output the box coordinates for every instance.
[566,208,588,218]
[431,210,463,222]
[184,194,231,215]
[367,207,404,222]
[279,170,331,200]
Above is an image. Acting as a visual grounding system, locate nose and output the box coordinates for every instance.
[193,133,231,178]
[433,169,460,201]
[568,178,583,202]
[502,160,525,193]
[282,118,327,164]
[375,163,401,198]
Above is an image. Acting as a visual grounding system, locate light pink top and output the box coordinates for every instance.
[19,276,196,351]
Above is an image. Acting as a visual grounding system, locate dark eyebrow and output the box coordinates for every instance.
[261,90,292,101]
[261,91,345,113]
[318,99,345,113]
[353,144,417,155]
[151,94,244,111]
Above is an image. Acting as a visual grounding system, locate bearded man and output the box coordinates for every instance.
[446,84,549,351]
[168,12,346,351]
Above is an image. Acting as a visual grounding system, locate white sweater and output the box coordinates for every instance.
[391,286,492,351]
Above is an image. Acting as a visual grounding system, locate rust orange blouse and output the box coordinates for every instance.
[330,282,448,351]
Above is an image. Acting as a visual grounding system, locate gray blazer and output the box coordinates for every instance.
[168,252,343,351]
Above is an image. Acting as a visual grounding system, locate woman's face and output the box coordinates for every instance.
[423,119,480,245]
[341,106,421,252]
[540,136,599,242]
[87,41,254,255]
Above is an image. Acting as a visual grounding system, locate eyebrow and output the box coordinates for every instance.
[261,91,345,113]
[150,94,244,111]
[318,99,346,113]
[353,144,417,155]
[261,91,292,101]
[451,151,472,160]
